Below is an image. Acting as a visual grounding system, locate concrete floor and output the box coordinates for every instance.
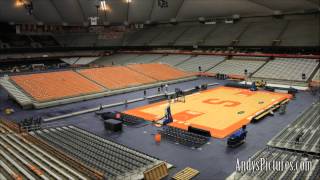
[0,76,319,180]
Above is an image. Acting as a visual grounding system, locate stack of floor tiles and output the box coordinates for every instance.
[78,66,157,90]
[228,148,320,180]
[176,55,225,72]
[252,58,319,85]
[207,57,266,78]
[32,126,165,179]
[152,55,191,66]
[10,71,104,102]
[0,123,90,179]
[268,102,320,154]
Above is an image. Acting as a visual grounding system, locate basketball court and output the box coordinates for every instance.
[124,86,292,138]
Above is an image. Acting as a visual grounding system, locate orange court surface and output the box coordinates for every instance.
[124,86,292,138]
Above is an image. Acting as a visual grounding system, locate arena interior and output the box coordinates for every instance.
[0,0,320,180]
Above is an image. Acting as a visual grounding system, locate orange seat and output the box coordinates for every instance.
[11,71,103,102]
[126,63,192,81]
[79,66,157,90]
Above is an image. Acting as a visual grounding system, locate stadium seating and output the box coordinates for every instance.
[148,26,190,46]
[238,21,287,46]
[312,69,320,84]
[152,54,192,66]
[252,58,319,84]
[127,63,192,81]
[280,19,319,47]
[11,71,104,102]
[268,102,320,154]
[207,57,266,78]
[78,66,157,90]
[202,23,249,46]
[0,34,32,48]
[122,54,164,65]
[176,55,225,72]
[54,33,98,47]
[125,27,165,46]
[93,54,141,66]
[29,35,60,47]
[74,57,99,65]
[0,130,89,179]
[33,126,164,179]
[174,25,215,46]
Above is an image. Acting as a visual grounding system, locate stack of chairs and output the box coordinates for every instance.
[159,126,209,148]
[117,112,147,126]
[19,116,42,131]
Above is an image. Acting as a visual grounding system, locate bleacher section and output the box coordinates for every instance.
[311,68,320,86]
[0,34,31,48]
[228,148,320,180]
[252,58,319,85]
[202,23,249,46]
[1,62,196,108]
[207,57,267,79]
[32,126,166,179]
[176,55,225,72]
[93,54,141,66]
[122,54,164,65]
[174,25,215,46]
[127,63,192,81]
[238,21,287,46]
[3,15,315,49]
[78,66,156,90]
[153,54,191,66]
[54,33,97,47]
[0,77,33,109]
[149,26,189,46]
[29,35,60,47]
[74,57,99,65]
[61,57,80,65]
[125,27,164,46]
[268,102,320,154]
[280,19,319,47]
[0,120,91,180]
[10,71,104,102]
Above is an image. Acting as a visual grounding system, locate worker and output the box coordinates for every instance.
[250,81,257,91]
[279,104,286,115]
[124,99,128,109]
[165,84,169,93]
[143,90,147,98]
